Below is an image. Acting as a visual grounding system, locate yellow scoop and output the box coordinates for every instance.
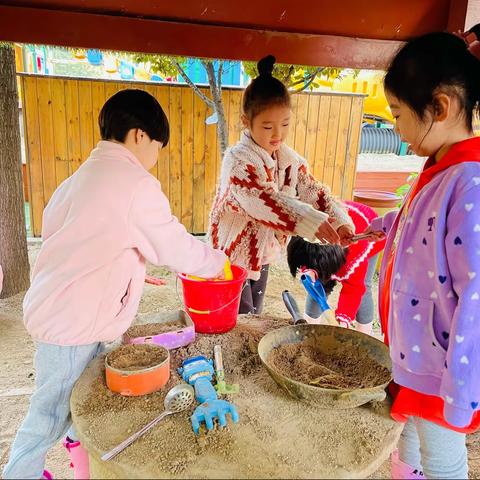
[186,259,233,282]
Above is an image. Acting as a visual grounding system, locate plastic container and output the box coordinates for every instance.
[122,310,195,350]
[105,344,170,396]
[353,190,401,215]
[178,265,247,334]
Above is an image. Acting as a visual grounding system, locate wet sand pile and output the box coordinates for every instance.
[126,321,186,338]
[267,342,391,390]
[107,344,168,371]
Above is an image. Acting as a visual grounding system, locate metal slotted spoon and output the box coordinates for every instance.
[101,383,194,461]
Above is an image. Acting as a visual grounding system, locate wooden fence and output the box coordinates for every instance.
[19,75,365,236]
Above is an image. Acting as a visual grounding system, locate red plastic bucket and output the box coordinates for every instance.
[178,265,248,334]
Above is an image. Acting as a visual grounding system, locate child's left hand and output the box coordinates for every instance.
[336,225,355,246]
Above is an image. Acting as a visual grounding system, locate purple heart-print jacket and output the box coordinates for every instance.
[371,159,480,429]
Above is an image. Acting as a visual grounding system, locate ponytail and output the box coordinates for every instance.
[242,55,291,120]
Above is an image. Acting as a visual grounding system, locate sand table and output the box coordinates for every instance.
[71,314,402,479]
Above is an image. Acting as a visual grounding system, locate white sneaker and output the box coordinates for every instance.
[355,321,373,336]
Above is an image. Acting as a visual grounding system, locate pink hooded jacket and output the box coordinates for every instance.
[23,141,226,345]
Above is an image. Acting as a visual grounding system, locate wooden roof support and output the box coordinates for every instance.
[0,1,474,68]
[0,4,401,69]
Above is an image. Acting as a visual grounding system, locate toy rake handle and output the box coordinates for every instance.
[214,345,224,377]
[282,290,307,325]
[101,410,172,461]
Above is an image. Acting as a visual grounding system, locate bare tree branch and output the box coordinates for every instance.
[289,68,323,91]
[201,60,216,90]
[171,59,214,108]
[283,65,295,86]
[217,61,224,95]
[291,75,317,93]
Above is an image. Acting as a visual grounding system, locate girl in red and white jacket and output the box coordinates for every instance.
[208,55,354,315]
[287,200,385,335]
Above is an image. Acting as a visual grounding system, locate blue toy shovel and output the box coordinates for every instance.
[300,274,331,312]
[298,274,337,325]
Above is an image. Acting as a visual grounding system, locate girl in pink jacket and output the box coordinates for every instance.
[3,89,227,479]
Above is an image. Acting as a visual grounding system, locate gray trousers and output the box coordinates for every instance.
[399,417,468,479]
[3,342,103,479]
[239,265,269,314]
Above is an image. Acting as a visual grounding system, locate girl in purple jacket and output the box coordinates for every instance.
[368,26,480,479]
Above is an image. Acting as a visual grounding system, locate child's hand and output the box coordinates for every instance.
[213,259,233,281]
[336,224,355,246]
[315,220,341,245]
[357,227,386,242]
[145,275,166,286]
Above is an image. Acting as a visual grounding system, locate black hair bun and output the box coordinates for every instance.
[257,55,276,78]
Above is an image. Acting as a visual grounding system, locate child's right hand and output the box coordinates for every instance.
[314,219,341,245]
[357,227,386,242]
[213,259,233,281]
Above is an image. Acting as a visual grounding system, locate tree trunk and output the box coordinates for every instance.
[203,60,228,156]
[0,44,30,298]
[213,95,228,156]
[173,58,229,156]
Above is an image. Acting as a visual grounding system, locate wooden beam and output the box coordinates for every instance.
[447,0,469,31]
[2,0,455,40]
[0,5,403,69]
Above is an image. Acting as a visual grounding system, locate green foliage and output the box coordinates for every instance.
[131,53,186,78]
[128,54,352,90]
[242,61,317,82]
[395,172,419,206]
[21,44,356,93]
[242,61,351,91]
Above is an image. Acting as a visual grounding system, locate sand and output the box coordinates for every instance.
[107,344,168,371]
[267,342,391,390]
[126,322,186,338]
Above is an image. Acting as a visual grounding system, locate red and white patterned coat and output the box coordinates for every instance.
[208,131,352,280]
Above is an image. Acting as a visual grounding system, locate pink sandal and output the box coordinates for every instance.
[63,437,90,480]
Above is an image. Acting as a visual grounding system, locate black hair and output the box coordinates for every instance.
[469,24,480,39]
[99,89,169,146]
[384,28,480,129]
[242,55,291,120]
[286,236,348,295]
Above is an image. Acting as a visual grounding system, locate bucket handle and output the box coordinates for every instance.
[175,277,246,315]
